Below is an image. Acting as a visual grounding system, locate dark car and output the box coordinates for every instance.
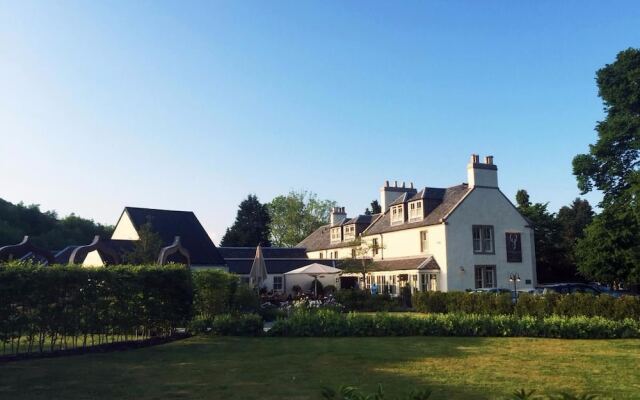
[540,283,604,296]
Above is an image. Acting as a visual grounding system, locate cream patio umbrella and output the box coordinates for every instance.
[249,245,268,289]
[284,263,342,297]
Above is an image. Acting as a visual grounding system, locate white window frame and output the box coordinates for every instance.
[273,276,283,291]
[474,265,496,289]
[409,201,423,221]
[330,227,342,243]
[391,205,404,225]
[419,230,428,252]
[472,225,494,254]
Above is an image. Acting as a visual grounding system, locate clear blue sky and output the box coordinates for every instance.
[1,1,639,242]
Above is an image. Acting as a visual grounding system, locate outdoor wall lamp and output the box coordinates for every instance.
[509,272,521,300]
[459,266,465,273]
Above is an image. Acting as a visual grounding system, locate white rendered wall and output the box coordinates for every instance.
[444,187,536,291]
[111,212,140,240]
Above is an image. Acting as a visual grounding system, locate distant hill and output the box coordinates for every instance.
[0,198,113,251]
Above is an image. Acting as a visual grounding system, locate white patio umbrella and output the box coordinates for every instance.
[249,245,268,289]
[285,263,342,296]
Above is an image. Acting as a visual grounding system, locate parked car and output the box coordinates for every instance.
[540,283,605,296]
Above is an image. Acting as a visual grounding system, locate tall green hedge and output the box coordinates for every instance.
[0,262,193,355]
[412,292,640,320]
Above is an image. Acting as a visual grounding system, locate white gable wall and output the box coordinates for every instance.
[82,250,105,267]
[445,187,536,291]
[111,211,140,240]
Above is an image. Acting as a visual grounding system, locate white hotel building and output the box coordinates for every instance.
[297,155,537,293]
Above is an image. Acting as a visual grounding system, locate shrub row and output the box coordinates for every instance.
[268,310,640,339]
[413,291,640,320]
[0,263,193,355]
[334,289,402,312]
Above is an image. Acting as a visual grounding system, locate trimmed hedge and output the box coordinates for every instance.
[192,270,260,319]
[0,263,193,355]
[334,289,401,312]
[268,310,640,339]
[413,292,640,320]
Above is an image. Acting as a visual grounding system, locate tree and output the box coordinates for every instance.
[0,197,113,250]
[515,190,570,283]
[515,190,531,208]
[267,190,336,247]
[557,198,594,249]
[220,194,271,247]
[366,200,381,215]
[572,48,640,286]
[123,222,163,264]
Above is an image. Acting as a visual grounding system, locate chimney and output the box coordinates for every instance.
[330,207,347,226]
[467,154,498,188]
[380,180,418,212]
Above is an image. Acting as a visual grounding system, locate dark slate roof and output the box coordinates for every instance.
[219,247,309,260]
[345,214,376,225]
[226,258,336,275]
[54,246,79,264]
[364,184,471,235]
[368,256,440,272]
[122,207,225,266]
[296,213,384,252]
[388,191,416,207]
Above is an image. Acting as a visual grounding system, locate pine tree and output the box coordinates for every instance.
[220,194,271,247]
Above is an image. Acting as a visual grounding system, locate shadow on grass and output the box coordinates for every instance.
[0,336,635,400]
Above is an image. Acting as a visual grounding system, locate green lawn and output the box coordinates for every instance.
[1,336,639,399]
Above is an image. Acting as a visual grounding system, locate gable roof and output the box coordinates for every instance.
[367,256,440,272]
[121,207,225,266]
[364,184,471,235]
[219,247,309,260]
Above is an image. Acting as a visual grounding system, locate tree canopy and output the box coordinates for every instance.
[572,48,640,286]
[0,198,113,250]
[267,190,336,247]
[220,194,271,247]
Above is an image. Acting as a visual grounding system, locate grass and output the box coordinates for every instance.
[1,336,639,399]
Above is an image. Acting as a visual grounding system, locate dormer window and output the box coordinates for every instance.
[344,224,356,240]
[390,205,404,225]
[409,201,423,221]
[330,227,342,243]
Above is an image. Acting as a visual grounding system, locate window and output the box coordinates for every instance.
[273,276,283,291]
[344,225,356,240]
[419,230,428,252]
[351,248,356,258]
[472,225,494,253]
[372,238,379,255]
[474,265,496,288]
[330,227,342,242]
[420,273,438,291]
[409,201,423,221]
[319,253,323,259]
[391,205,404,224]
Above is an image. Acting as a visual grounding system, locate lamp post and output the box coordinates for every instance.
[508,272,521,301]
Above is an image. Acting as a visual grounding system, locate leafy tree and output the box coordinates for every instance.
[516,190,531,208]
[123,222,163,264]
[0,198,112,250]
[516,190,571,283]
[268,190,336,247]
[572,48,640,286]
[364,200,382,215]
[220,194,271,247]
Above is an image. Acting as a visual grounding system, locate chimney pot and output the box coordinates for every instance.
[471,154,480,164]
[402,181,406,188]
[485,155,494,165]
[410,182,414,189]
[385,180,389,187]
[394,180,398,187]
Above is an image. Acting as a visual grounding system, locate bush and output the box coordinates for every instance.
[232,284,261,313]
[334,289,400,312]
[210,314,263,336]
[413,291,640,321]
[268,310,640,339]
[0,262,193,355]
[192,270,238,320]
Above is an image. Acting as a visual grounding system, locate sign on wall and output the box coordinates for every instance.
[505,232,522,263]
